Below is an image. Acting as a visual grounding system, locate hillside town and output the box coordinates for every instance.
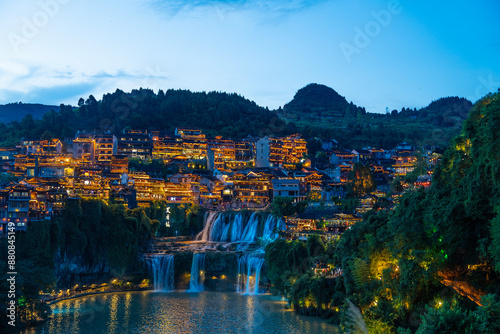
[0,128,438,239]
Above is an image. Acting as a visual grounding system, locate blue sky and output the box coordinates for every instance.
[0,0,499,113]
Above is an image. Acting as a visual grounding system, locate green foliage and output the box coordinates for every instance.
[265,94,499,329]
[335,197,360,213]
[0,89,290,146]
[326,92,500,329]
[284,83,355,116]
[403,152,429,183]
[55,198,158,275]
[265,239,313,296]
[306,234,325,258]
[282,85,471,148]
[415,302,479,334]
[473,294,500,334]
[155,203,206,237]
[347,163,376,197]
[0,221,56,332]
[270,197,307,217]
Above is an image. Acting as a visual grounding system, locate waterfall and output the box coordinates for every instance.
[188,253,206,292]
[198,211,219,241]
[149,254,175,291]
[230,213,243,242]
[237,253,265,295]
[193,211,285,294]
[198,211,284,243]
[240,212,260,242]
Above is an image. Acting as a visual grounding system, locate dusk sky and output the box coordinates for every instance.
[1,0,499,113]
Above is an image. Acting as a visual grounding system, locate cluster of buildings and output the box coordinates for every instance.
[0,127,436,237]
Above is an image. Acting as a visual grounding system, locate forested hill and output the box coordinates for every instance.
[283,83,366,117]
[263,92,500,332]
[0,85,473,149]
[332,91,500,331]
[93,88,287,138]
[0,88,289,147]
[399,96,473,127]
[280,83,473,148]
[0,103,59,123]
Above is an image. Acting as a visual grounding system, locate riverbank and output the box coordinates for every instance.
[45,286,152,305]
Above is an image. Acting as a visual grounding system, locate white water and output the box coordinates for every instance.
[197,212,283,243]
[237,253,266,295]
[188,253,206,292]
[149,254,175,291]
[152,212,283,294]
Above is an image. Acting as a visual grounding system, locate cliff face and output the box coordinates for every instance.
[171,252,239,291]
[54,252,111,288]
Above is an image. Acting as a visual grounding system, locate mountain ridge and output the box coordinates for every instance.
[0,85,473,149]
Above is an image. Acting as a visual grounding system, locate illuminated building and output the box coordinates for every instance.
[329,149,359,165]
[255,134,307,168]
[18,138,63,156]
[110,155,129,175]
[7,184,30,231]
[272,178,304,202]
[152,138,183,160]
[129,172,195,206]
[0,190,8,236]
[393,143,417,176]
[207,137,254,171]
[14,155,77,178]
[199,176,224,206]
[72,136,95,162]
[117,129,152,159]
[230,171,272,207]
[94,133,117,164]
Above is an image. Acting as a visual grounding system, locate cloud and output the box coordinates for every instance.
[145,0,329,18]
[0,60,30,76]
[0,82,98,106]
[0,62,173,106]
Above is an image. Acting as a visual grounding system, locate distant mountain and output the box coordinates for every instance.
[400,96,473,127]
[279,83,473,149]
[0,103,60,123]
[0,85,475,150]
[283,83,365,118]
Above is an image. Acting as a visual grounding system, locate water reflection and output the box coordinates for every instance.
[23,292,337,334]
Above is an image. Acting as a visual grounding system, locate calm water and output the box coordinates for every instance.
[23,291,338,334]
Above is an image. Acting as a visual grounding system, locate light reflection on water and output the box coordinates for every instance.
[23,291,338,334]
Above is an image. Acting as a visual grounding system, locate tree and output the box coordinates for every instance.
[415,303,479,334]
[347,163,376,197]
[271,197,307,217]
[306,138,323,157]
[40,130,55,141]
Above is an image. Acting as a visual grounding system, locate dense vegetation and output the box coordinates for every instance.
[156,203,206,238]
[0,84,471,149]
[283,83,366,117]
[265,92,500,332]
[0,198,162,332]
[0,88,288,147]
[281,84,472,149]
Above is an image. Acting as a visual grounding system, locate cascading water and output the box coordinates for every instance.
[237,253,265,295]
[188,253,206,292]
[197,212,283,243]
[149,254,175,291]
[194,211,284,294]
[230,213,243,242]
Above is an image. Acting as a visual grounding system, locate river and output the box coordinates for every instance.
[23,291,338,334]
